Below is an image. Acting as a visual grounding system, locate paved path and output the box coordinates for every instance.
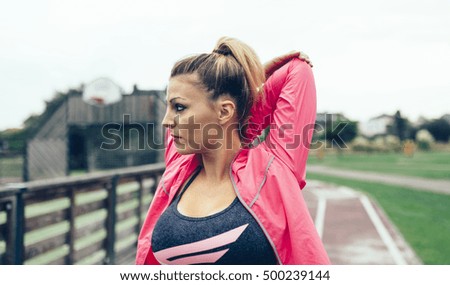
[307,165,450,195]
[303,180,422,265]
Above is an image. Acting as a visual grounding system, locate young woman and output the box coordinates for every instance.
[136,37,330,265]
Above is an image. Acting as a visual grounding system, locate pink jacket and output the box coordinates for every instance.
[136,58,330,265]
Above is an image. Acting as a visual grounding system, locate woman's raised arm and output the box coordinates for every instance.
[248,58,316,189]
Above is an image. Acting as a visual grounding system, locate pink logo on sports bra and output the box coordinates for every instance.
[154,224,249,265]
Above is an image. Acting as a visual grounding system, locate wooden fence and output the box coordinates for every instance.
[0,162,165,265]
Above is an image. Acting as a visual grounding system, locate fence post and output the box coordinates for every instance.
[4,200,13,264]
[6,186,26,264]
[136,176,143,234]
[67,188,76,265]
[104,175,118,265]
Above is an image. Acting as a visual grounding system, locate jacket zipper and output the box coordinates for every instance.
[228,149,283,265]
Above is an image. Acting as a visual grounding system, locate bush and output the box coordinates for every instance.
[351,136,386,153]
[385,135,402,152]
[416,129,435,151]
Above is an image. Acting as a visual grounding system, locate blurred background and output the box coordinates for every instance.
[0,0,448,265]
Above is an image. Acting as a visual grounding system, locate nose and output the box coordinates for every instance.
[162,109,175,129]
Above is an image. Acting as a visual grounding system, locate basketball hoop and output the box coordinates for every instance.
[82,78,122,106]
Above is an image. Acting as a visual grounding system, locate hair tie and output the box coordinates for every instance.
[213,49,231,56]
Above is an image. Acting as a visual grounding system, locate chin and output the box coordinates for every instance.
[174,145,200,155]
[175,148,193,155]
[173,138,206,155]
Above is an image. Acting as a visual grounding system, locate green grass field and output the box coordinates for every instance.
[307,150,450,180]
[0,156,23,178]
[308,173,450,265]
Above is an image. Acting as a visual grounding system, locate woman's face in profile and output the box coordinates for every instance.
[163,73,223,155]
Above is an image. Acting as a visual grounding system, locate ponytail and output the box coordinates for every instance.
[213,37,265,105]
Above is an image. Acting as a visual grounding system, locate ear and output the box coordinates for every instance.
[216,98,236,125]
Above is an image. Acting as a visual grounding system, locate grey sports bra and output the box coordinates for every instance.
[151,166,277,265]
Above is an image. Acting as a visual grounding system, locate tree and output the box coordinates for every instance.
[325,119,358,150]
[387,110,410,142]
[0,128,27,154]
[422,119,450,142]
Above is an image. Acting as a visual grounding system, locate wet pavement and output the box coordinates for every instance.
[303,180,422,264]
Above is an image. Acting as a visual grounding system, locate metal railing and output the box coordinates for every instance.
[0,162,165,265]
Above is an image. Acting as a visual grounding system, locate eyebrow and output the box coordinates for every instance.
[165,97,187,103]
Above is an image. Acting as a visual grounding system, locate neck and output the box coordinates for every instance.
[199,131,242,182]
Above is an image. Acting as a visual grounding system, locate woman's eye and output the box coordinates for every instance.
[174,104,186,112]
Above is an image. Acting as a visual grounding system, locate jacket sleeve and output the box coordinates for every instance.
[248,58,317,189]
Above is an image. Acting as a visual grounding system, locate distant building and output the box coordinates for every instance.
[25,82,165,181]
[359,114,394,137]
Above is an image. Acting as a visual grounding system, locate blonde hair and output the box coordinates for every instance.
[170,37,265,141]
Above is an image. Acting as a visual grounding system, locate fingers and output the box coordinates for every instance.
[299,51,313,68]
[264,50,313,78]
[288,50,301,57]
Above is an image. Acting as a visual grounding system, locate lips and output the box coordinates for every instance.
[171,134,183,143]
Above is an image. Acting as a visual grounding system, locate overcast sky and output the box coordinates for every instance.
[1,0,449,130]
